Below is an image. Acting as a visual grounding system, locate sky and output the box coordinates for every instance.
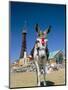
[10,1,66,63]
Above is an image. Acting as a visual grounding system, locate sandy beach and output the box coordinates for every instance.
[10,69,65,88]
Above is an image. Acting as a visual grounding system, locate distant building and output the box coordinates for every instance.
[11,50,65,68]
[49,50,65,64]
[11,55,32,67]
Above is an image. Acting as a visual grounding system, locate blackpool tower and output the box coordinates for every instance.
[20,24,27,64]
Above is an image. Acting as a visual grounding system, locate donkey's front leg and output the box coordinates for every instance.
[35,61,41,86]
[43,64,46,86]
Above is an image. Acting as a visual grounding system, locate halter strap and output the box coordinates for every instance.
[41,38,45,45]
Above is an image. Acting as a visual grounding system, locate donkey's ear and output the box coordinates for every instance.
[34,24,40,33]
[46,25,51,34]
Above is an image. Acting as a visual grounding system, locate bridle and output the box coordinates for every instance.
[35,37,48,57]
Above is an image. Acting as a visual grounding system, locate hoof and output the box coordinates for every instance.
[40,81,46,86]
[37,82,40,86]
[40,81,44,86]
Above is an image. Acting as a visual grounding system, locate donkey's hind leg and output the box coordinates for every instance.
[35,61,41,86]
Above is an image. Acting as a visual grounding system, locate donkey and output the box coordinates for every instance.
[33,24,51,86]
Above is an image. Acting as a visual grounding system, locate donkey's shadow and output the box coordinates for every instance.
[40,81,55,86]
